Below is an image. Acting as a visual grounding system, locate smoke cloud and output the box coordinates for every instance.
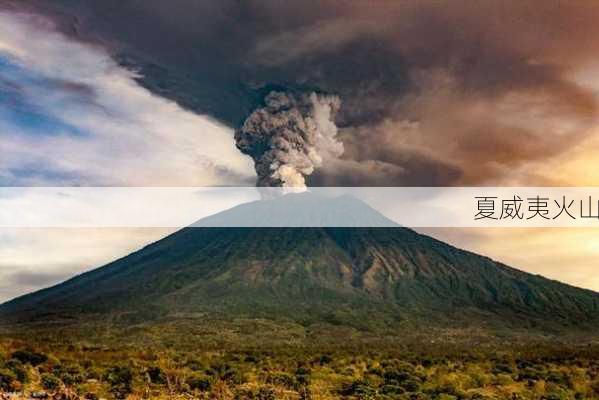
[8,0,599,186]
[235,91,342,188]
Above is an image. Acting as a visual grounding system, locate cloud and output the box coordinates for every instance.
[313,69,596,186]
[15,0,599,186]
[0,11,255,186]
[0,228,173,302]
[0,10,256,301]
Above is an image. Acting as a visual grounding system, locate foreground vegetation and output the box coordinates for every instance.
[1,324,599,400]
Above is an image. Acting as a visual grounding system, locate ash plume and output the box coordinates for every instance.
[18,0,599,186]
[235,91,343,188]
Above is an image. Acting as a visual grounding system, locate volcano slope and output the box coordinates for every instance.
[1,195,598,338]
[1,226,598,336]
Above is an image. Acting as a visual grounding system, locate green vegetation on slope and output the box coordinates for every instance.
[1,228,598,334]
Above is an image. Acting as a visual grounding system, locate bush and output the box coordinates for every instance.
[266,371,295,389]
[85,367,102,380]
[244,355,258,363]
[207,362,243,384]
[295,366,311,388]
[41,373,61,391]
[147,366,166,384]
[340,379,376,396]
[492,363,514,374]
[546,370,571,387]
[383,369,412,383]
[402,378,421,392]
[5,359,28,383]
[61,372,84,386]
[256,386,276,400]
[0,368,17,392]
[317,354,333,365]
[517,367,544,381]
[11,349,47,366]
[186,373,212,392]
[186,359,204,371]
[381,384,405,395]
[105,366,133,399]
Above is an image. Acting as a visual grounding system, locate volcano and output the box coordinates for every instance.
[1,194,598,334]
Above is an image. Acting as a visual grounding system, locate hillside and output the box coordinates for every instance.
[1,195,598,334]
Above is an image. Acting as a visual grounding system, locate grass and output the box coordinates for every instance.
[0,321,599,399]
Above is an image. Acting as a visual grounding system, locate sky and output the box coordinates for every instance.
[1,1,599,302]
[0,9,254,301]
[0,11,254,187]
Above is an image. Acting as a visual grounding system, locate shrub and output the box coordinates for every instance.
[381,384,405,395]
[266,371,295,389]
[147,366,166,384]
[340,379,376,396]
[401,378,421,392]
[52,363,84,386]
[186,373,212,392]
[61,372,84,386]
[517,367,544,381]
[0,368,16,392]
[295,366,311,388]
[256,386,276,400]
[383,369,412,383]
[244,355,258,363]
[546,370,571,387]
[492,363,514,374]
[41,373,61,391]
[186,359,204,371]
[5,359,28,383]
[207,362,243,384]
[317,354,333,365]
[298,385,313,400]
[85,367,102,380]
[11,349,47,366]
[105,366,133,399]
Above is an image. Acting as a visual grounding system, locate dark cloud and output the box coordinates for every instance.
[8,0,599,185]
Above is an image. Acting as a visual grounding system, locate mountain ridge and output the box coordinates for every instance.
[1,195,598,335]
